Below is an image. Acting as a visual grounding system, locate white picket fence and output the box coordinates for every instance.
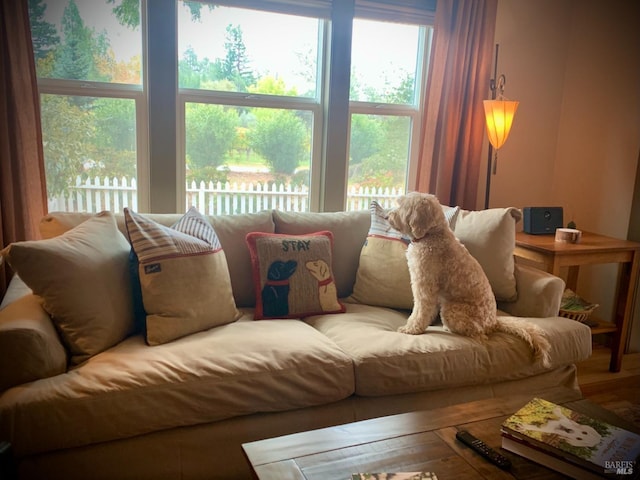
[48,176,403,214]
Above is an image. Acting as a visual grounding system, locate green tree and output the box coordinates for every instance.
[107,0,139,28]
[90,29,114,82]
[28,0,59,61]
[86,98,136,179]
[108,0,216,28]
[249,110,306,175]
[356,116,409,189]
[248,76,297,96]
[53,0,93,81]
[349,115,382,164]
[221,25,255,91]
[185,103,239,182]
[40,95,94,198]
[179,46,202,89]
[386,71,415,104]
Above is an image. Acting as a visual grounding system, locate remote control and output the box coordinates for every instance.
[455,430,512,470]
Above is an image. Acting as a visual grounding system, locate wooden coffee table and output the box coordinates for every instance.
[242,388,639,479]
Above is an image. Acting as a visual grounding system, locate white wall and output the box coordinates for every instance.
[488,0,640,351]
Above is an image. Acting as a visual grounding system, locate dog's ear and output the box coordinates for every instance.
[408,195,432,240]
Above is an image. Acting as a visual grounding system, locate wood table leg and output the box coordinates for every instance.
[610,253,640,372]
[566,266,579,292]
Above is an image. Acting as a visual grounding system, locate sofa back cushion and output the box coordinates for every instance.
[210,210,275,307]
[40,210,275,308]
[272,210,370,298]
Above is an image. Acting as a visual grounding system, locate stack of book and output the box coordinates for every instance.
[501,398,640,479]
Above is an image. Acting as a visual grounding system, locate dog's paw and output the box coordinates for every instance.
[398,324,424,335]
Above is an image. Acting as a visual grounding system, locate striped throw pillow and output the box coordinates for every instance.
[348,201,459,310]
[125,207,240,345]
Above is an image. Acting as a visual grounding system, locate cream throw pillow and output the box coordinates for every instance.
[0,211,135,365]
[125,207,240,345]
[348,201,460,310]
[454,207,522,302]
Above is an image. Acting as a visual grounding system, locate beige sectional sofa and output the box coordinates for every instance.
[0,207,592,480]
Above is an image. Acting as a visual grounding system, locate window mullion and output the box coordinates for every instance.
[147,0,178,213]
[321,0,354,212]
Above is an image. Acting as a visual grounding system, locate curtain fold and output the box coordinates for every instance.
[0,0,48,298]
[414,0,497,210]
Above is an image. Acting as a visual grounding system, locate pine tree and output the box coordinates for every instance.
[53,0,93,81]
[222,25,255,91]
[28,0,59,61]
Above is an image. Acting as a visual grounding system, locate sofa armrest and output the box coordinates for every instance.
[0,283,67,392]
[497,264,565,318]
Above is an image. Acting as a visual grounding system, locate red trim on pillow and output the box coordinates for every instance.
[368,233,410,244]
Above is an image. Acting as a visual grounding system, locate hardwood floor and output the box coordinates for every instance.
[577,344,640,426]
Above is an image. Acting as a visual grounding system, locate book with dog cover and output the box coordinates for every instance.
[501,398,640,478]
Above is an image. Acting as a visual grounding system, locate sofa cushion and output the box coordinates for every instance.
[273,210,370,298]
[0,315,355,456]
[210,210,275,307]
[1,211,135,365]
[246,231,345,319]
[454,207,522,301]
[306,303,592,397]
[348,201,460,310]
[40,210,275,308]
[0,294,67,391]
[125,208,240,345]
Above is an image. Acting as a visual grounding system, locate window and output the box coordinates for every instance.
[347,18,428,210]
[29,0,146,212]
[30,0,433,214]
[177,4,321,212]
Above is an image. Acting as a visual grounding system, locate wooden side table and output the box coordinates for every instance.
[514,231,640,372]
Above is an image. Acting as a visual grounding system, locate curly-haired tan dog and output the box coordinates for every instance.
[387,192,551,367]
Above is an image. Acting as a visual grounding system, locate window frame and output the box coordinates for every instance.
[176,11,328,212]
[32,0,435,214]
[347,22,432,197]
[34,2,150,212]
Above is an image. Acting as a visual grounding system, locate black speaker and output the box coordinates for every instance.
[523,207,563,235]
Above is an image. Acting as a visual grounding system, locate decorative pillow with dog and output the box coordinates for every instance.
[246,231,345,319]
[125,207,241,345]
[0,211,135,365]
[348,201,460,310]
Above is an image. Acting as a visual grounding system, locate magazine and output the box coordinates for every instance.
[502,397,640,478]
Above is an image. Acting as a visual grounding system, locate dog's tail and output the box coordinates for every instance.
[495,317,552,368]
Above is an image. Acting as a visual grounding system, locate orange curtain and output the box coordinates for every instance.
[414,0,497,209]
[0,0,48,297]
